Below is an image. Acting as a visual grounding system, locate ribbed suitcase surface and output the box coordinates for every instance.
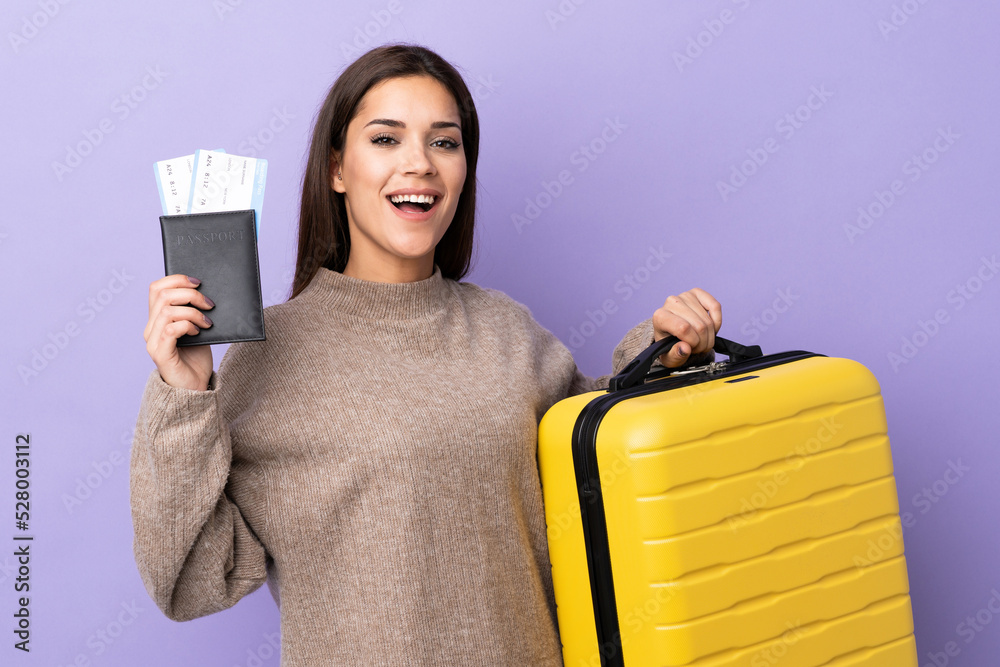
[538,350,917,667]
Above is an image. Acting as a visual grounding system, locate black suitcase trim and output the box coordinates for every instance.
[570,350,821,667]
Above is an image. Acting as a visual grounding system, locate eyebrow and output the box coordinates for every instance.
[363,118,461,130]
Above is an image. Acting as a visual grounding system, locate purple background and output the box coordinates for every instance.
[1,1,998,665]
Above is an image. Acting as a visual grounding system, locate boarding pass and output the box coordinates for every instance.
[154,149,266,236]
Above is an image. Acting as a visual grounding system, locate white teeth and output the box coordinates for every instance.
[390,194,436,205]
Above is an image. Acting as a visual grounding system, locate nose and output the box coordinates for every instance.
[399,140,435,177]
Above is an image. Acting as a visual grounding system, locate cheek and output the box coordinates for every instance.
[349,161,390,206]
[451,160,468,197]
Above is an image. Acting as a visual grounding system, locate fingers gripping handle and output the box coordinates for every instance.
[608,336,763,392]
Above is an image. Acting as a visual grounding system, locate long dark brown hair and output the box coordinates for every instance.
[289,44,480,300]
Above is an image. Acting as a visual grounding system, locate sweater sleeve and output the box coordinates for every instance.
[502,295,662,421]
[565,316,661,397]
[129,345,269,622]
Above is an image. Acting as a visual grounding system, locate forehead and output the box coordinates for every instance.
[353,75,461,127]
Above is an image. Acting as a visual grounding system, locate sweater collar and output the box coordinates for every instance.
[299,264,450,320]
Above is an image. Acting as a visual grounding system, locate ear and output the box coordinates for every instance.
[329,152,346,193]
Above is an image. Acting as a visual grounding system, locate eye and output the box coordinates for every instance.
[371,133,397,146]
[432,137,461,150]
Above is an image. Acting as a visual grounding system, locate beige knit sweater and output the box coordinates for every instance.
[130,264,658,666]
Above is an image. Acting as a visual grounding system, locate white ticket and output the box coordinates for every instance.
[154,149,225,216]
[187,149,267,234]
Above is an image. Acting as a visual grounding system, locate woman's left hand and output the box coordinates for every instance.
[652,288,723,368]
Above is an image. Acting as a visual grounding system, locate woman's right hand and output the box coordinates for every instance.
[144,274,216,391]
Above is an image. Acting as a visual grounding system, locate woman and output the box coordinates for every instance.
[133,44,722,666]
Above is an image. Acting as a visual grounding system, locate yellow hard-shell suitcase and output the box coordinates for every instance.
[538,336,917,667]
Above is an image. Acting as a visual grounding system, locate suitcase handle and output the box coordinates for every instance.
[609,336,763,391]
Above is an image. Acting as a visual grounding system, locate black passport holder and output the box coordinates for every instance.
[159,209,266,347]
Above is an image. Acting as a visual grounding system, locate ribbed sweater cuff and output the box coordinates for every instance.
[139,368,225,473]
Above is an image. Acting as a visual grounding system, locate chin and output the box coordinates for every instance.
[387,243,436,260]
[389,233,443,255]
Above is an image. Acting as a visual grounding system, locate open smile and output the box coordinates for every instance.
[386,193,441,220]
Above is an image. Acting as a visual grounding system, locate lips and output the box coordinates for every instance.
[385,189,442,220]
